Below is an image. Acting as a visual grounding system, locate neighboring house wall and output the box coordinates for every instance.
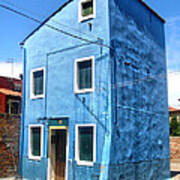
[109,0,169,179]
[0,93,6,113]
[170,137,180,160]
[0,76,22,91]
[0,114,20,178]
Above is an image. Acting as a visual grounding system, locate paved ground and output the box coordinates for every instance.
[0,162,180,180]
[171,160,180,180]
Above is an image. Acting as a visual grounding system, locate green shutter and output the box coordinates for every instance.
[33,70,43,95]
[78,60,92,90]
[31,127,41,156]
[79,127,93,162]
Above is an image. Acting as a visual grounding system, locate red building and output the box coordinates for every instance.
[0,76,22,114]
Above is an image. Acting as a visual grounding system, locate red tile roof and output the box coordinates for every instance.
[0,88,21,97]
[169,106,180,112]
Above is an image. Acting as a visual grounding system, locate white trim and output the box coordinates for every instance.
[75,124,96,166]
[28,124,44,160]
[30,67,45,99]
[48,127,69,180]
[78,0,96,22]
[74,56,95,94]
[65,129,69,180]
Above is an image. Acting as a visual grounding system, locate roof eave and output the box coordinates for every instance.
[138,0,166,23]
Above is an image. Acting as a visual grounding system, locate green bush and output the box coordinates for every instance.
[170,115,180,136]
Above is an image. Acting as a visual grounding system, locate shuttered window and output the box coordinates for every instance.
[75,56,94,93]
[33,70,44,96]
[79,127,93,161]
[76,124,96,166]
[31,127,41,156]
[81,0,93,17]
[29,125,43,160]
[79,0,95,22]
[78,60,92,90]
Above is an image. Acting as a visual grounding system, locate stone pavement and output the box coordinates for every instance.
[171,160,180,180]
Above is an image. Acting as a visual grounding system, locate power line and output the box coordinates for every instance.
[1,0,99,40]
[0,3,112,50]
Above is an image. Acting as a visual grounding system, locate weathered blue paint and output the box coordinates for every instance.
[20,0,170,179]
[19,47,26,177]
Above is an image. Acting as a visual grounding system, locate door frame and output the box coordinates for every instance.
[48,126,69,180]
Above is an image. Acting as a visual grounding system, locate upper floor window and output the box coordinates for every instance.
[14,83,21,92]
[74,56,95,93]
[30,67,45,99]
[8,100,20,115]
[79,0,96,22]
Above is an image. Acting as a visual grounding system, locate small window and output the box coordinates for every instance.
[8,100,20,114]
[76,124,96,166]
[31,67,45,99]
[29,125,43,160]
[75,56,95,93]
[79,0,95,22]
[14,83,21,92]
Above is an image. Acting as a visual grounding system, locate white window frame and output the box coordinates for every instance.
[79,0,96,22]
[30,67,45,99]
[74,56,95,94]
[75,124,96,166]
[28,124,44,160]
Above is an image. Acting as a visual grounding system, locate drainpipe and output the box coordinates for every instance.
[19,44,26,178]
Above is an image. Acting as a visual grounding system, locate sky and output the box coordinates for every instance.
[0,0,180,106]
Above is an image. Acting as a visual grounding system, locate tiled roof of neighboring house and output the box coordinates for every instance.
[0,88,21,97]
[169,106,180,113]
[20,0,165,46]
[20,0,72,45]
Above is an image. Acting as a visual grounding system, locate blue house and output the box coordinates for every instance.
[19,0,170,179]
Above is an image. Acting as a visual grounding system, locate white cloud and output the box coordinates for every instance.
[167,72,180,108]
[0,62,23,79]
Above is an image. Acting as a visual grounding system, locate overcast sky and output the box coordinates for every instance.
[0,0,180,107]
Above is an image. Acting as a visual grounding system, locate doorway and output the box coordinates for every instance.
[49,127,68,180]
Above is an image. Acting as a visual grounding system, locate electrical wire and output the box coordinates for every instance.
[0,3,112,50]
[1,0,100,40]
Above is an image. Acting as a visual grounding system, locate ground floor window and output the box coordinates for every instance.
[75,124,96,166]
[28,125,43,160]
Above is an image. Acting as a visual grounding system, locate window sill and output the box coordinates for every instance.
[30,94,45,100]
[76,160,94,166]
[28,155,42,161]
[74,88,94,94]
[79,14,95,22]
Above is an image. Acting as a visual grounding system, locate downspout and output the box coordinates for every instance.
[19,45,26,177]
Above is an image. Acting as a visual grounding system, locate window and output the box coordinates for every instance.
[29,125,43,160]
[14,83,21,92]
[31,67,45,99]
[75,124,96,166]
[75,56,95,93]
[8,100,20,114]
[79,0,95,22]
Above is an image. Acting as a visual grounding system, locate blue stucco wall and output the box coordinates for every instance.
[109,0,170,179]
[20,0,170,179]
[21,0,111,179]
